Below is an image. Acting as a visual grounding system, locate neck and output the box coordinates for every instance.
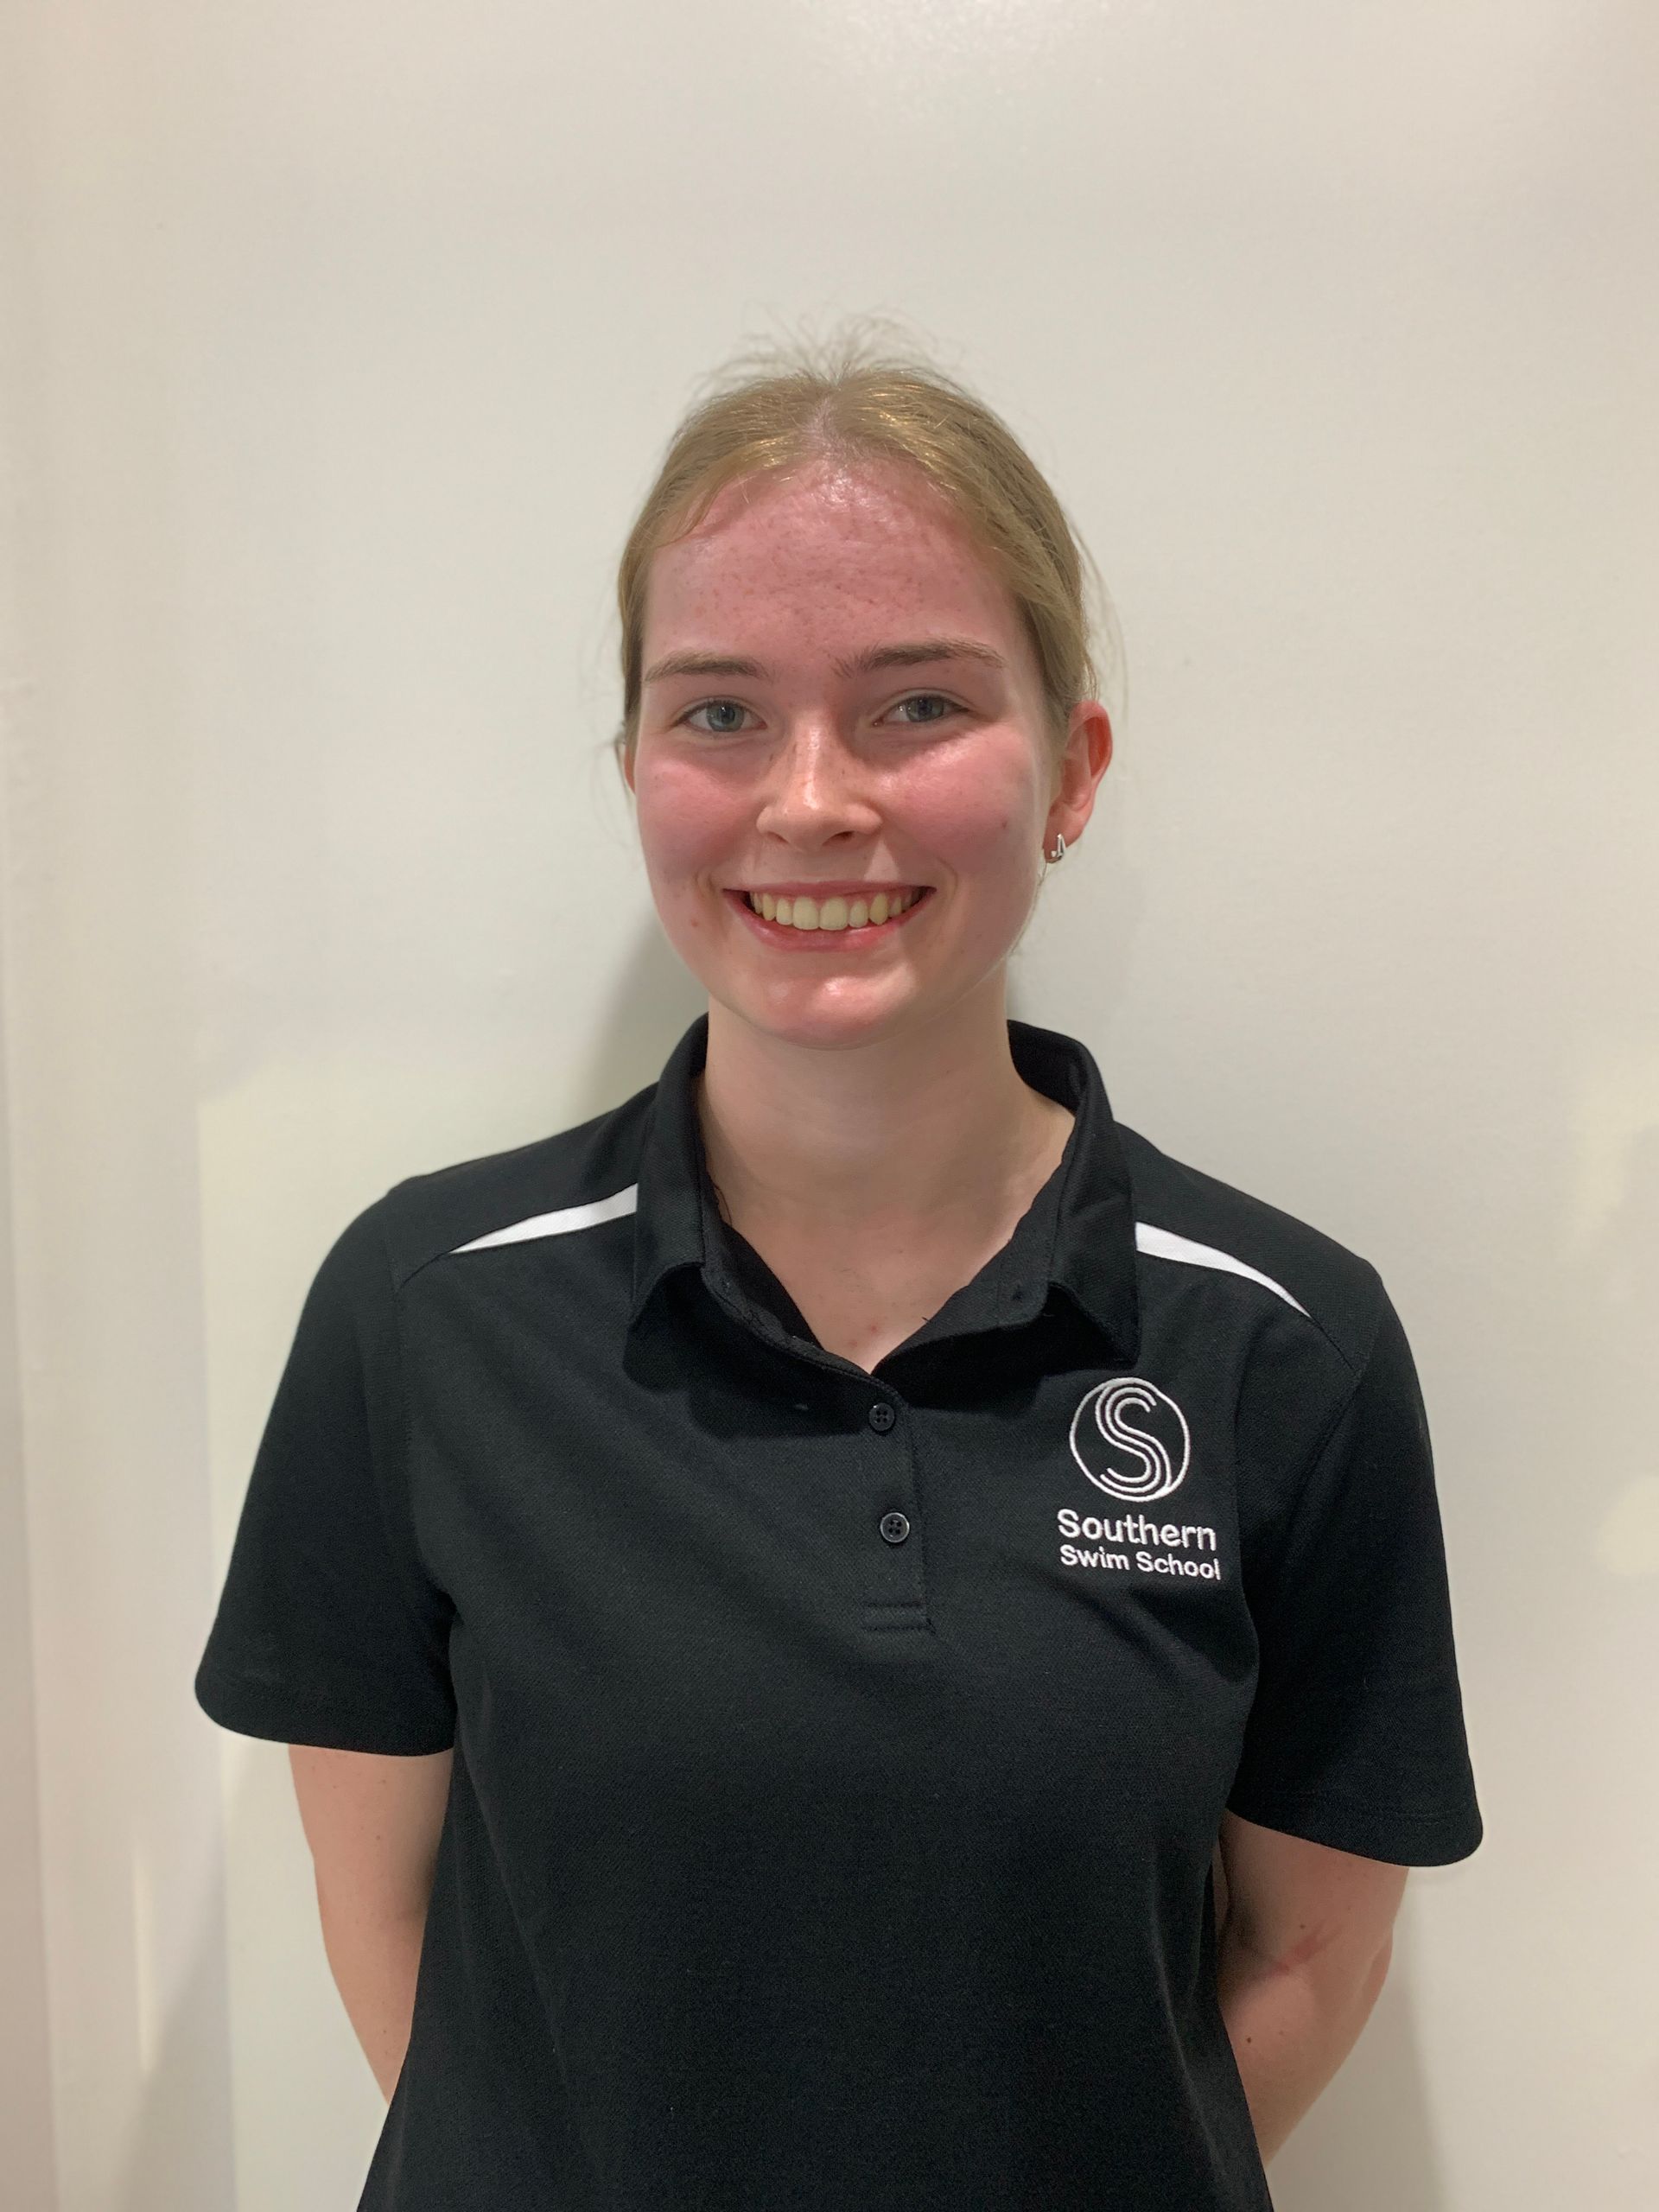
[695,978,1072,1244]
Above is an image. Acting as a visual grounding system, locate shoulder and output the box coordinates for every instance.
[1115,1122,1387,1383]
[361,1079,660,1293]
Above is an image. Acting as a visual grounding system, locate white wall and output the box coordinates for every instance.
[3,3,1654,2207]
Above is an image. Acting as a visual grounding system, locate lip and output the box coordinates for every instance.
[724,885,935,947]
[727,881,927,899]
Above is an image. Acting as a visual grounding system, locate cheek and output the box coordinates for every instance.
[905,753,1033,872]
[636,760,741,880]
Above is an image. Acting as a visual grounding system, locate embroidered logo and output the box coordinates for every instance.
[1069,1376,1191,1503]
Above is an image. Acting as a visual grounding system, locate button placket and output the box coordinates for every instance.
[862,1389,929,1601]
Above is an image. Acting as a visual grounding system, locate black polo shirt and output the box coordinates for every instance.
[195,1010,1482,2212]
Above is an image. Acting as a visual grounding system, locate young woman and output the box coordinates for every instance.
[197,333,1482,2211]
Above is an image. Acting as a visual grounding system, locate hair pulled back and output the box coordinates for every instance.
[612,318,1116,792]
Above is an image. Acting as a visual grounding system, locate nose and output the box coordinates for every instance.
[753,718,881,843]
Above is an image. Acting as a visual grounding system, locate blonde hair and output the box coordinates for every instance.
[610,319,1116,792]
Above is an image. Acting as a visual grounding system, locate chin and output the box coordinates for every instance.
[709,983,937,1053]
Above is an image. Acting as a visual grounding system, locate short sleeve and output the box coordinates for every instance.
[1225,1277,1483,1865]
[194,1197,457,1753]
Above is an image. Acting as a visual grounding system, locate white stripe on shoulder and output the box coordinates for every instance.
[447,1182,639,1254]
[1135,1221,1308,1317]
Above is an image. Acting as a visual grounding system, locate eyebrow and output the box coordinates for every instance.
[641,637,1008,687]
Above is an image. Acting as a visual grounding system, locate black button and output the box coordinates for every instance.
[880,1511,910,1544]
[867,1402,896,1433]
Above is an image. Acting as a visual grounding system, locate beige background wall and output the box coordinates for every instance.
[3,3,1655,2208]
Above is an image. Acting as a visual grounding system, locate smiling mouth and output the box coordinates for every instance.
[727,886,933,937]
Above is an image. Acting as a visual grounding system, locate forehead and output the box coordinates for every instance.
[644,460,1023,656]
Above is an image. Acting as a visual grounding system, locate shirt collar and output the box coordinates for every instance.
[628,1010,1140,1367]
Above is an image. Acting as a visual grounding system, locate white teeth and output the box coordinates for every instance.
[746,887,923,931]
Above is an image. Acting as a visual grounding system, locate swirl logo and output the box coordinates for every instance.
[1069,1377,1191,1503]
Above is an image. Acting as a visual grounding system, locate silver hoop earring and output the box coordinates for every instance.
[1045,832,1066,865]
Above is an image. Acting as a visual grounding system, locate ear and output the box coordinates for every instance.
[1045,700,1113,851]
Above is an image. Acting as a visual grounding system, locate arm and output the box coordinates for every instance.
[1213,1808,1408,2164]
[289,1744,454,2101]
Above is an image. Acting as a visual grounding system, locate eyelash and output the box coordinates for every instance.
[677,692,964,735]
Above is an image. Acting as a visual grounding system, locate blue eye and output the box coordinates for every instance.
[678,693,961,735]
[890,693,958,725]
[681,700,753,734]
